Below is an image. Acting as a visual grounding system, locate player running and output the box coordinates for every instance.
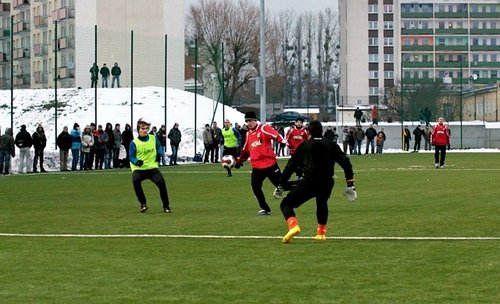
[234,111,286,216]
[276,120,357,243]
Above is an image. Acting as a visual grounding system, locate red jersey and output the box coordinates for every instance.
[431,123,450,146]
[239,123,285,169]
[286,126,308,154]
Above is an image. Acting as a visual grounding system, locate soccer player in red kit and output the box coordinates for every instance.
[286,117,308,178]
[235,111,286,215]
[286,117,308,155]
[431,117,450,169]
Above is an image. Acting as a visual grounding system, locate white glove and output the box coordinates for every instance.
[343,186,357,202]
[273,185,284,199]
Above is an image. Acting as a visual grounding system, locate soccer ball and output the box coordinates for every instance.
[221,155,236,168]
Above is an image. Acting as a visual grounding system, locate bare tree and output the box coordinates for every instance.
[188,0,260,106]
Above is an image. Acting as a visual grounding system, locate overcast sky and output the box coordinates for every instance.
[185,0,337,14]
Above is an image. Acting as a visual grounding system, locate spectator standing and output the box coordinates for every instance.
[100,63,110,88]
[341,126,350,154]
[413,125,424,152]
[95,124,108,170]
[221,119,241,177]
[157,125,168,166]
[202,124,214,163]
[323,126,337,142]
[70,123,82,171]
[57,126,72,171]
[348,126,356,155]
[112,124,122,168]
[121,124,134,168]
[376,128,386,154]
[277,120,356,243]
[371,105,379,125]
[0,128,15,175]
[354,125,365,155]
[354,107,363,126]
[15,124,33,173]
[364,124,377,154]
[234,111,286,216]
[104,123,115,169]
[111,62,121,88]
[403,126,411,151]
[277,126,285,157]
[211,121,222,162]
[89,63,99,88]
[431,117,450,169]
[129,118,171,213]
[81,126,94,170]
[32,125,47,173]
[424,126,432,151]
[167,123,181,166]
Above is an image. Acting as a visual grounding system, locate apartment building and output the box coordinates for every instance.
[0,0,184,90]
[338,0,500,107]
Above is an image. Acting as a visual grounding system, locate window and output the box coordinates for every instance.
[369,70,379,79]
[369,21,378,30]
[384,37,394,46]
[368,5,378,13]
[369,87,379,96]
[369,54,379,62]
[384,54,394,63]
[369,37,379,46]
[384,21,393,30]
[384,5,393,13]
[384,70,394,79]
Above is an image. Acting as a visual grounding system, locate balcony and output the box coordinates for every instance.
[0,3,11,14]
[435,61,469,68]
[57,37,74,50]
[434,12,468,19]
[14,74,30,86]
[470,12,500,18]
[13,21,29,34]
[52,7,75,21]
[470,28,500,35]
[0,28,11,38]
[401,28,434,35]
[13,0,30,9]
[34,15,47,28]
[13,48,29,59]
[0,52,8,62]
[402,45,434,51]
[435,44,468,51]
[401,12,433,19]
[33,43,48,56]
[435,28,468,35]
[470,45,500,51]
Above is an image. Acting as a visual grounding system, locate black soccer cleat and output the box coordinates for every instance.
[140,205,148,213]
[163,207,171,213]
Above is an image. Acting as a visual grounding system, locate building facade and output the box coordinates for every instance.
[0,0,184,90]
[339,0,500,110]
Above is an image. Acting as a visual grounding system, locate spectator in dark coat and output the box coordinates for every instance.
[403,126,412,151]
[157,125,168,166]
[15,124,33,173]
[104,123,115,169]
[32,125,47,172]
[57,126,73,171]
[413,125,424,152]
[121,124,134,168]
[100,63,110,88]
[90,63,99,88]
[95,125,108,170]
[111,62,122,88]
[167,123,181,166]
[364,124,377,154]
[354,107,363,126]
[202,124,214,163]
[0,128,15,175]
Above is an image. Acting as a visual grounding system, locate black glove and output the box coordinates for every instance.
[136,160,144,167]
[156,154,161,162]
[234,160,243,169]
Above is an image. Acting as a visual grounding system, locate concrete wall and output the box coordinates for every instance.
[332,122,500,150]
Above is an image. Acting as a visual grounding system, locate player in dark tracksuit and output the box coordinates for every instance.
[277,120,357,243]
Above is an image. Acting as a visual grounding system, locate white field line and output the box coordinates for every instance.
[0,233,498,240]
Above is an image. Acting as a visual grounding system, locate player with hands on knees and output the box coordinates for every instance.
[129,118,171,214]
[277,120,356,243]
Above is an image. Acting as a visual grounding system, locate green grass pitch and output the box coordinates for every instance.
[1,153,499,303]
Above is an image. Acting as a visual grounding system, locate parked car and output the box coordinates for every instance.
[270,111,306,123]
